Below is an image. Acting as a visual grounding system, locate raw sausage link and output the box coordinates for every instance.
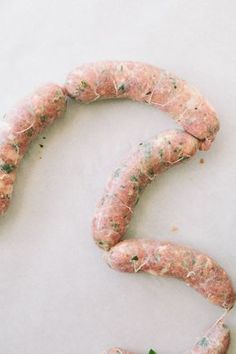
[189,319,230,354]
[93,130,199,250]
[103,320,230,354]
[65,61,219,150]
[0,84,67,214]
[105,239,235,309]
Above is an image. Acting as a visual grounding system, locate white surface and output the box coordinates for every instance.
[0,1,235,353]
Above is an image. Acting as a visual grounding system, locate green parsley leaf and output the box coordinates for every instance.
[0,163,15,174]
[130,175,138,182]
[149,349,157,354]
[131,255,139,261]
[118,83,126,92]
[198,337,209,347]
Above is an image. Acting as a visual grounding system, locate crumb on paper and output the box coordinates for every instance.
[171,225,178,232]
[199,158,204,164]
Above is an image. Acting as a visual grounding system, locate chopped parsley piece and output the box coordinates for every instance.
[80,80,88,89]
[0,163,15,174]
[111,222,120,231]
[26,128,34,137]
[131,255,139,261]
[149,349,157,354]
[130,175,138,182]
[118,83,126,92]
[40,115,48,122]
[198,337,209,347]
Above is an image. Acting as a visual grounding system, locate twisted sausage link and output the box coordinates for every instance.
[65,61,220,150]
[0,84,67,214]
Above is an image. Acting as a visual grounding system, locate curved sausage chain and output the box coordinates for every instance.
[103,319,230,354]
[92,130,199,251]
[0,84,67,214]
[65,61,220,151]
[0,61,233,353]
[80,63,233,352]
